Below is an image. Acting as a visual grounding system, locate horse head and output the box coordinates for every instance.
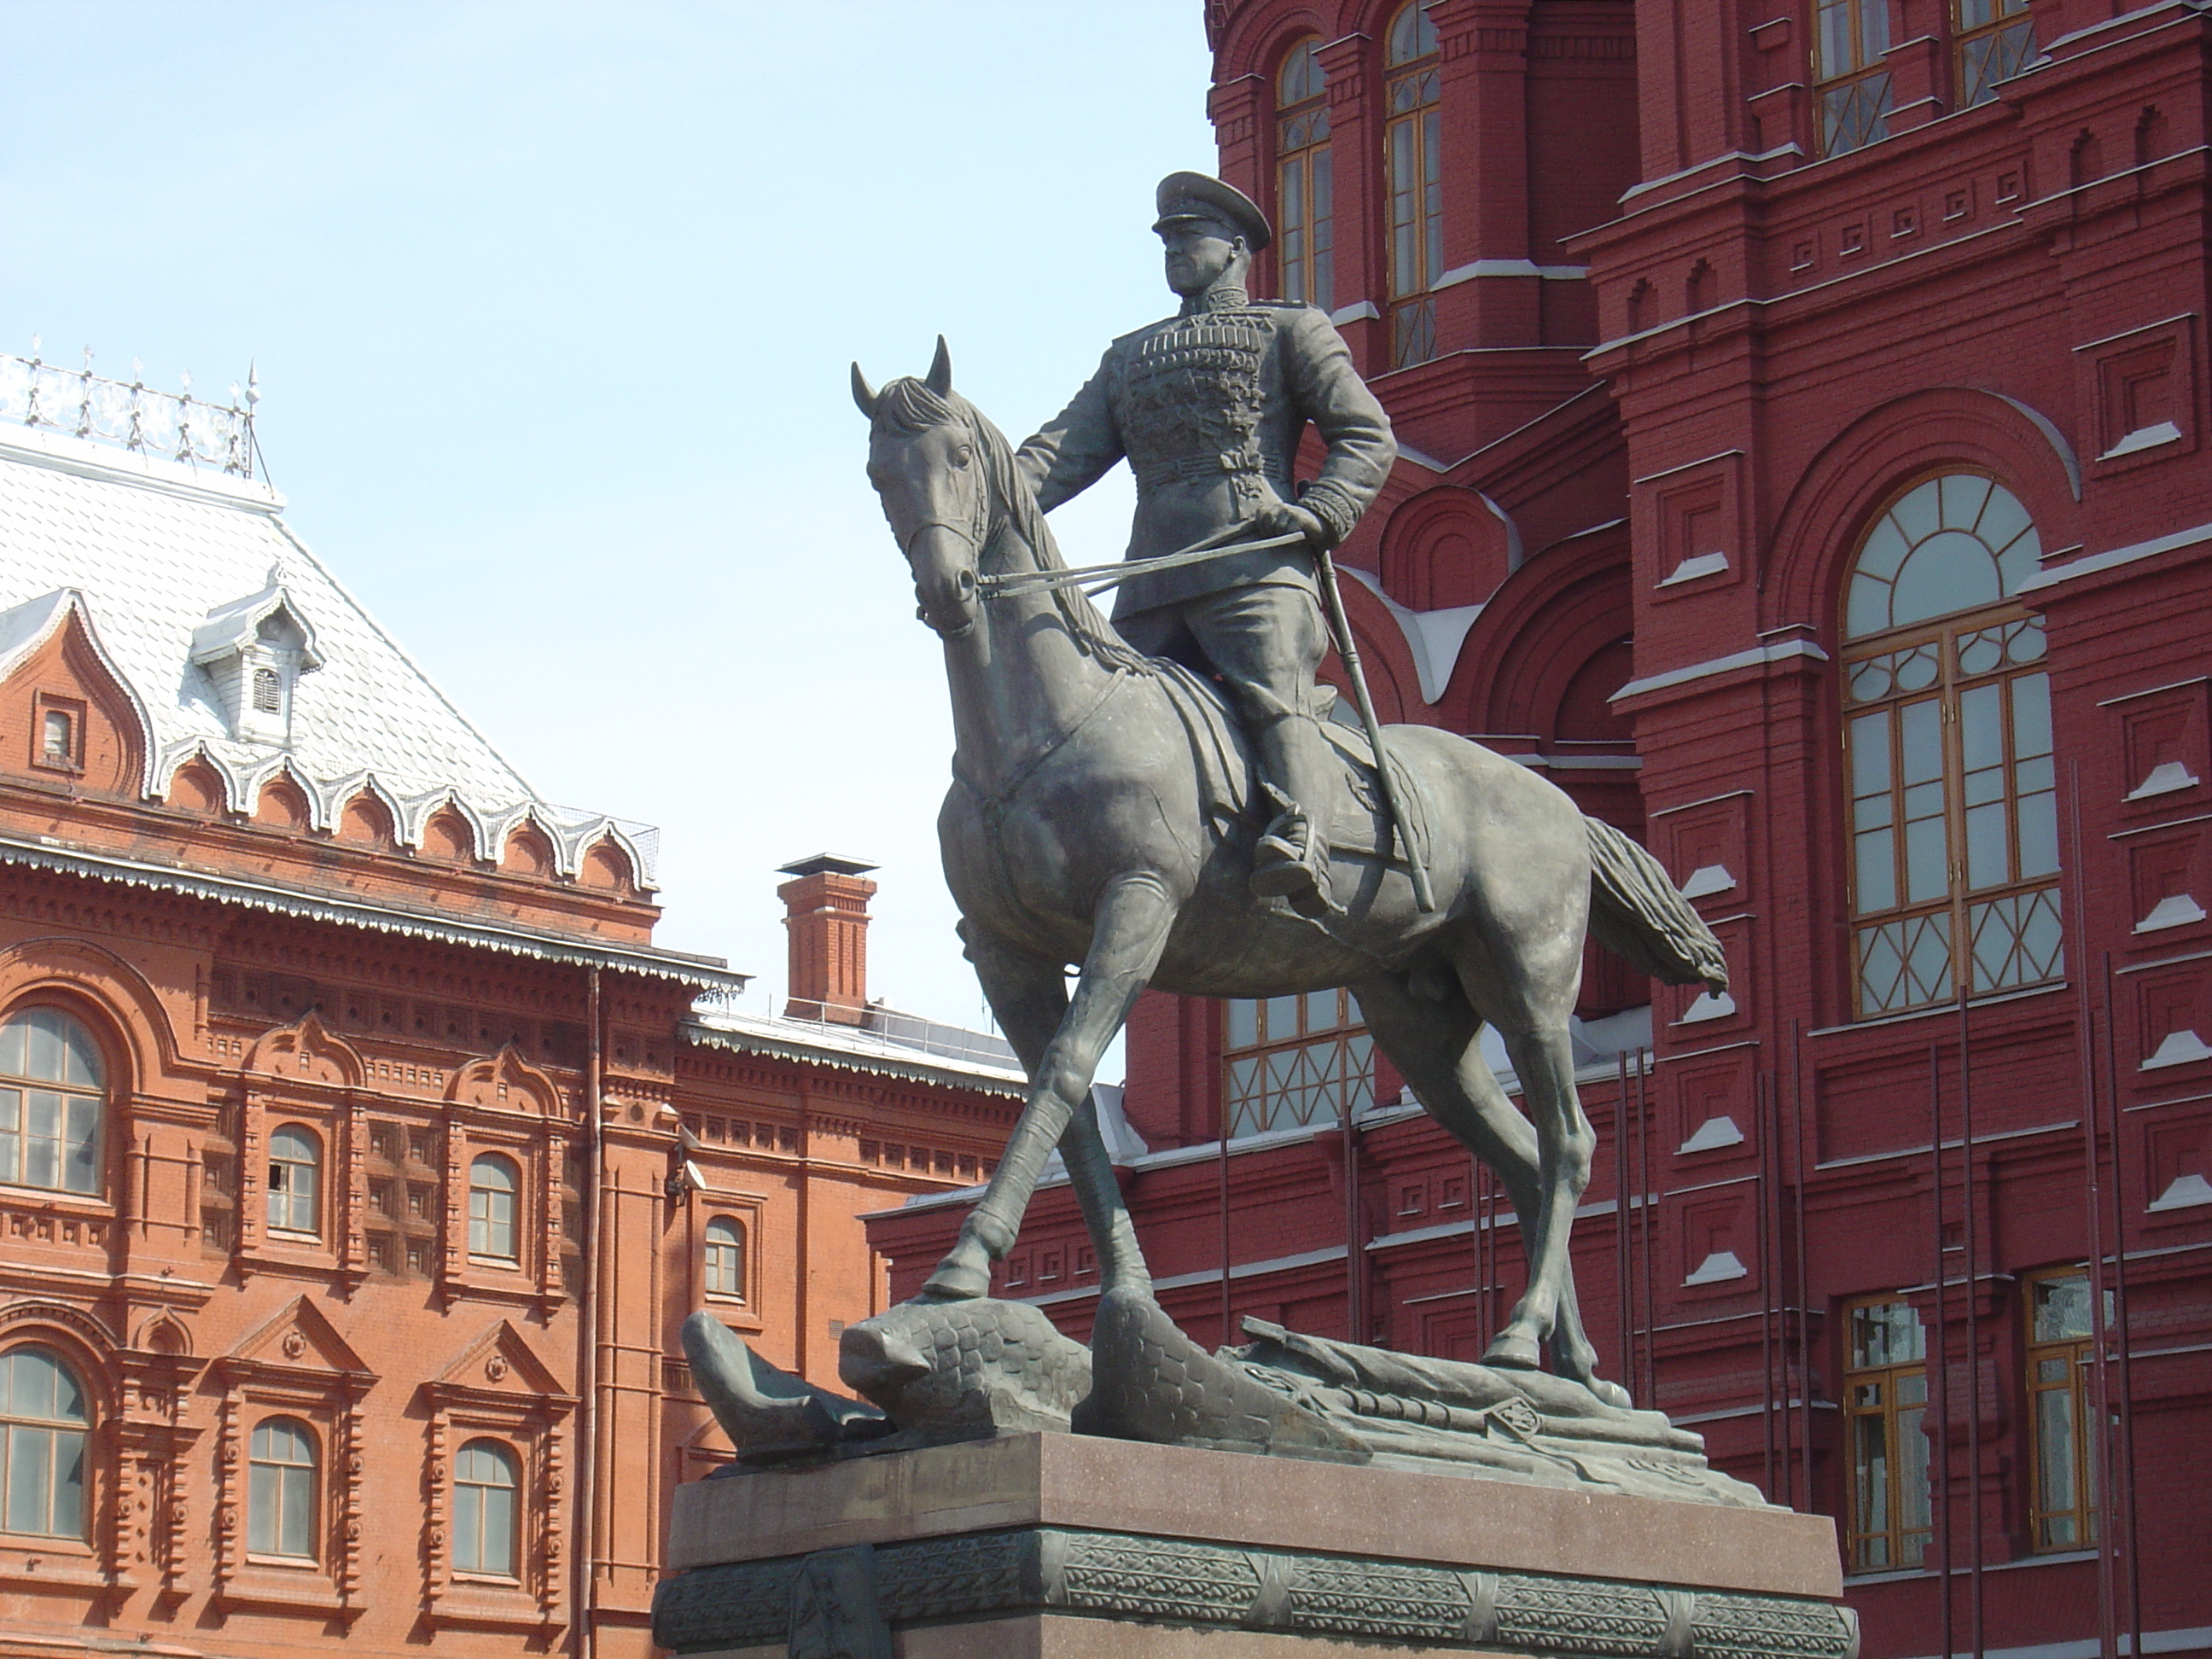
[854,337,990,642]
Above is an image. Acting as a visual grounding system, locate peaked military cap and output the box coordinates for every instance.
[1153,171,1272,253]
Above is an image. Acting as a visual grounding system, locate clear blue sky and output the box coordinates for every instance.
[0,3,1219,1058]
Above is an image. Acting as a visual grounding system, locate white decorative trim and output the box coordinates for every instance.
[2022,517,2212,593]
[1659,550,1731,587]
[2151,1173,2212,1212]
[1326,300,1381,325]
[1676,990,1739,1025]
[2143,1028,2211,1069]
[1339,569,1481,706]
[2128,760,2202,800]
[2137,894,2207,933]
[2099,420,2183,460]
[1435,259,1589,288]
[1611,638,1831,703]
[1679,1115,1746,1155]
[1684,1249,1748,1286]
[1679,864,1737,900]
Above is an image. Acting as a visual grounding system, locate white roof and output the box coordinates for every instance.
[0,423,661,887]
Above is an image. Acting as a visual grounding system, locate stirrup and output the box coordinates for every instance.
[1250,814,1337,916]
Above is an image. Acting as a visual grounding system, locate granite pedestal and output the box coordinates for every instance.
[655,1433,1854,1659]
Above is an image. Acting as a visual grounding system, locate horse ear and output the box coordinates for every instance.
[926,335,952,398]
[850,362,878,419]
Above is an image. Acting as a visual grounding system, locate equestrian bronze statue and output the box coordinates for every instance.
[685,174,1732,1483]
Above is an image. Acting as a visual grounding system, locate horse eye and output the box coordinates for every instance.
[952,445,974,469]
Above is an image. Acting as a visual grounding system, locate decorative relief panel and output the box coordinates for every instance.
[652,1528,1857,1658]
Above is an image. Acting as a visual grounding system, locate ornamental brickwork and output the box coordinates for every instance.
[868,6,2212,1659]
[0,415,1020,1659]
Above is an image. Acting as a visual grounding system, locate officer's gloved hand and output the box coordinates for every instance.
[1249,499,1331,548]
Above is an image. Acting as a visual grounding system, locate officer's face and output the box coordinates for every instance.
[1161,218,1243,297]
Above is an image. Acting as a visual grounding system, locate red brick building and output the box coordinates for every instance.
[0,360,1020,1659]
[868,3,2212,1656]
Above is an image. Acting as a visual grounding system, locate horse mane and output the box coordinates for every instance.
[871,377,1148,672]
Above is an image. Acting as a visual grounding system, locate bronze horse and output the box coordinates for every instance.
[855,342,1724,1400]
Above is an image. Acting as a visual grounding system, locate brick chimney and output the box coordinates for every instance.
[776,854,878,1025]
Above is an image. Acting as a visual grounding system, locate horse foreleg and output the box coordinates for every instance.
[961,927,1153,1299]
[923,873,1179,1301]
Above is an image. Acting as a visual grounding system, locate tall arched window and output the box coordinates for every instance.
[1385,0,1442,366]
[703,1216,747,1301]
[452,1438,519,1577]
[266,1124,321,1237]
[468,1154,520,1263]
[0,1006,105,1196]
[1842,473,2060,1016]
[247,1416,317,1559]
[0,1346,88,1538]
[1276,38,1333,313]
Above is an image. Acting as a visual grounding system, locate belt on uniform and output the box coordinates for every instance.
[1131,452,1289,493]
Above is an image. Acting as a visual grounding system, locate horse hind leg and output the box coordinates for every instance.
[1358,964,1627,1406]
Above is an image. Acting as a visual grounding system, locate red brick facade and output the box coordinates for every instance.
[868,4,2212,1656]
[0,428,1019,1659]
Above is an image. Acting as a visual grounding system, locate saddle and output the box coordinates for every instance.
[1142,657,1433,880]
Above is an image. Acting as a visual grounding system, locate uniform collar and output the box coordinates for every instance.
[1179,283,1250,317]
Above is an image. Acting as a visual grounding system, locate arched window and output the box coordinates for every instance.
[1814,0,1895,155]
[266,1124,321,1237]
[0,1006,105,1196]
[1842,473,2060,1016]
[0,1346,88,1538]
[1955,0,2035,108]
[1276,38,1332,313]
[452,1438,519,1577]
[1385,0,1442,366]
[468,1154,520,1263]
[247,1416,317,1559]
[703,1216,746,1301]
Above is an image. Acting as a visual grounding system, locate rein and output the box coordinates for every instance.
[980,528,1308,601]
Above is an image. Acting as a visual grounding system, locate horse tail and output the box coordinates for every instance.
[1583,816,1730,992]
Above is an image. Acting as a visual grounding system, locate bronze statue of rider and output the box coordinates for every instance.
[1016,172,1397,915]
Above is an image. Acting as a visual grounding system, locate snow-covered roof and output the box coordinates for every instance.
[0,421,661,888]
[686,999,1026,1096]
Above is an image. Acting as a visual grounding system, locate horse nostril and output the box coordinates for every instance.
[956,568,976,599]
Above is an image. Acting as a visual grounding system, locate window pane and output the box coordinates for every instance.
[454,1481,484,1571]
[1264,995,1299,1041]
[2036,1387,2076,1512]
[1226,1000,1257,1050]
[6,1424,49,1533]
[49,1429,83,1537]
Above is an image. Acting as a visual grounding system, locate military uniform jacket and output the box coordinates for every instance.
[1015,285,1397,617]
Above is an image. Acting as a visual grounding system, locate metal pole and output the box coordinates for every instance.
[1930,1040,1953,1659]
[1218,1110,1232,1350]
[1759,1070,1778,1499]
[1636,1048,1656,1406]
[2069,766,2118,1659]
[1959,988,1983,1659]
[1615,1052,1633,1406]
[1792,1018,1813,1513]
[2099,953,2143,1659]
[1313,546,1436,912]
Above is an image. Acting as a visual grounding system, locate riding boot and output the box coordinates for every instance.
[1249,713,1341,916]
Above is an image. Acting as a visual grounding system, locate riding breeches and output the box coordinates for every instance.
[1119,583,1336,832]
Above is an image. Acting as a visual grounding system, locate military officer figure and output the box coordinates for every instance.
[1016,172,1396,915]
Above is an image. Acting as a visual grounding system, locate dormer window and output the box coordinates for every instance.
[189,573,323,748]
[31,693,84,774]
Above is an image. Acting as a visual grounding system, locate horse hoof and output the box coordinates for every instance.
[917,1260,992,1302]
[1587,1377,1635,1411]
[1481,1332,1543,1371]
